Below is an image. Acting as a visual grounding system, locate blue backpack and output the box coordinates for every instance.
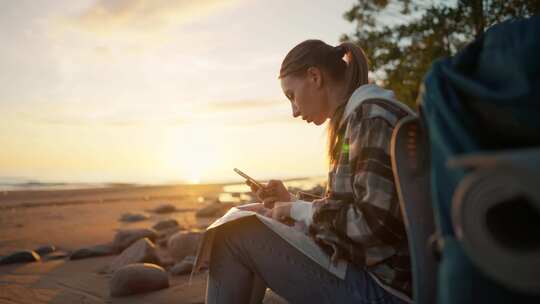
[417,16,540,303]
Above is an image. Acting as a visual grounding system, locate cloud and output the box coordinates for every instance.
[203,99,285,112]
[235,116,301,125]
[11,97,293,127]
[68,0,241,35]
[14,111,184,127]
[12,102,191,127]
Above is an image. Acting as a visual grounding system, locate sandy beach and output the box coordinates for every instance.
[0,183,288,303]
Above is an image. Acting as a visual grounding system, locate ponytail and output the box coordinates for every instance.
[279,40,370,166]
[327,42,369,166]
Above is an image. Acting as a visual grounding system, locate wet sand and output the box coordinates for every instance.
[0,183,257,303]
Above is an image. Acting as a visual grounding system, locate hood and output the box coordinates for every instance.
[339,84,415,127]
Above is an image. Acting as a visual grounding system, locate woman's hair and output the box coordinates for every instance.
[279,39,369,166]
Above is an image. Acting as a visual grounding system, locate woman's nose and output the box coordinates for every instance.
[291,105,300,118]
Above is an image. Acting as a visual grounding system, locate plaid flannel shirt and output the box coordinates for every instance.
[309,98,413,297]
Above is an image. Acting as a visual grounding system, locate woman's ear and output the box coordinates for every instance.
[306,66,323,89]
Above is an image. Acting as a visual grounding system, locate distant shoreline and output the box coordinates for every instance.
[0,176,325,209]
[0,176,324,193]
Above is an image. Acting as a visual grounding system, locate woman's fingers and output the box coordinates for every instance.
[271,202,293,221]
[266,180,291,202]
[266,179,280,187]
[263,209,273,217]
[246,180,260,193]
[256,186,277,199]
[262,196,279,208]
[255,188,266,200]
[246,179,290,203]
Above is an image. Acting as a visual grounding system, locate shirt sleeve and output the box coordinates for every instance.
[310,114,407,266]
[290,200,314,226]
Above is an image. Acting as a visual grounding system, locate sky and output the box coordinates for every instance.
[0,0,359,185]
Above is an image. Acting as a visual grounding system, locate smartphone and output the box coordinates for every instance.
[233,168,265,190]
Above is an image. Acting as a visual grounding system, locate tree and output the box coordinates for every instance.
[341,0,540,107]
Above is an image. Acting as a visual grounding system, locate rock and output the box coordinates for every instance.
[195,202,234,218]
[106,238,159,273]
[119,212,149,222]
[169,255,195,275]
[34,245,56,256]
[153,204,176,214]
[167,231,203,262]
[0,250,40,265]
[70,243,116,260]
[157,238,168,248]
[156,225,181,241]
[43,251,71,261]
[109,263,169,297]
[155,227,181,250]
[156,253,175,268]
[152,219,179,231]
[112,228,158,252]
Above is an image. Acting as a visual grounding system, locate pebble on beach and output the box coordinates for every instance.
[43,250,71,261]
[119,212,149,222]
[112,228,158,252]
[167,231,203,262]
[169,255,196,275]
[109,263,169,297]
[106,238,160,273]
[0,250,40,265]
[34,245,56,256]
[70,243,116,260]
[152,204,177,214]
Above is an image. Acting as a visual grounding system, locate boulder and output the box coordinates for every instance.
[167,231,203,262]
[169,255,195,275]
[156,225,181,242]
[119,213,148,222]
[70,244,116,260]
[0,250,40,265]
[106,238,159,273]
[34,245,56,256]
[112,228,158,252]
[109,263,169,297]
[152,219,180,231]
[157,238,168,248]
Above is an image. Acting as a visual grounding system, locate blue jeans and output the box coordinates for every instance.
[206,217,409,304]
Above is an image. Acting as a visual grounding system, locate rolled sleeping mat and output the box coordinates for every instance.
[448,147,540,171]
[451,165,540,294]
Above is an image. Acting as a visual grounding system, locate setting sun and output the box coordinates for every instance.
[188,174,201,184]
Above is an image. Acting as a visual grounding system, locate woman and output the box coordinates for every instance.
[206,39,415,304]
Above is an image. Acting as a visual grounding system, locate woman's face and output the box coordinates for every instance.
[280,68,329,125]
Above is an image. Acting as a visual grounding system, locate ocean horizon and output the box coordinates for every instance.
[0,176,326,192]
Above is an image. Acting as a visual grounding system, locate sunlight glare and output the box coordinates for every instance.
[189,173,201,184]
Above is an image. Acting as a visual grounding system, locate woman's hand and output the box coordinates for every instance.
[246,179,291,208]
[271,202,293,222]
